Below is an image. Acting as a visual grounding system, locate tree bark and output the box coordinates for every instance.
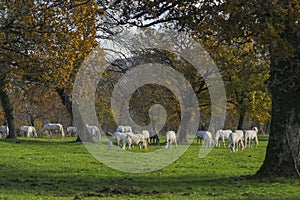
[29,115,35,127]
[73,102,94,143]
[25,112,35,126]
[0,89,16,138]
[56,88,83,141]
[56,88,73,122]
[257,56,300,177]
[237,109,246,130]
[177,110,188,144]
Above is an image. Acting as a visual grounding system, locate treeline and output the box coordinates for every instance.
[0,1,271,137]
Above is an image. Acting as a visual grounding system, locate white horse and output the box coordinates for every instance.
[141,130,150,144]
[116,125,132,133]
[108,132,147,150]
[244,127,259,148]
[126,132,147,150]
[165,131,177,149]
[228,130,244,152]
[196,131,212,147]
[86,125,101,140]
[108,132,128,149]
[66,126,77,137]
[215,129,232,147]
[20,126,37,137]
[41,123,65,137]
[0,125,9,138]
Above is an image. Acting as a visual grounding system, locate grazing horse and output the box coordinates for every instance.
[66,126,77,137]
[165,131,177,149]
[116,125,132,133]
[0,125,9,138]
[141,130,150,144]
[108,132,128,149]
[244,127,259,148]
[196,131,212,147]
[149,130,160,145]
[41,123,65,137]
[126,132,147,150]
[228,130,244,152]
[215,129,232,147]
[86,125,101,140]
[20,126,37,137]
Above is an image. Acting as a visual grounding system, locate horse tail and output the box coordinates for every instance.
[255,136,259,147]
[41,126,45,137]
[32,127,37,138]
[61,126,65,137]
[107,131,113,136]
[97,127,101,139]
[240,139,245,150]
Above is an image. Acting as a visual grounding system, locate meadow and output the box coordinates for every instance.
[0,135,299,200]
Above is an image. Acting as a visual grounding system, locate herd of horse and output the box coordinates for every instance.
[0,123,259,152]
[0,123,100,139]
[107,126,258,151]
[196,127,259,152]
[107,127,174,150]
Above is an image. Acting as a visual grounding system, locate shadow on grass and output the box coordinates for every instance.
[0,170,248,196]
[0,137,79,146]
[0,165,298,199]
[257,134,269,142]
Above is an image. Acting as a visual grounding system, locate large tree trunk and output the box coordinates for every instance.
[237,108,246,130]
[73,102,94,143]
[56,88,73,122]
[0,89,16,138]
[25,112,35,126]
[257,56,300,177]
[29,115,35,127]
[56,88,83,142]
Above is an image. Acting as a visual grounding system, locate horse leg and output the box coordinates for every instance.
[155,135,159,145]
[241,140,244,150]
[255,137,258,148]
[121,142,126,150]
[230,142,235,152]
[156,138,160,145]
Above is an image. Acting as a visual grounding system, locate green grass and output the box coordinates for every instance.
[0,135,299,199]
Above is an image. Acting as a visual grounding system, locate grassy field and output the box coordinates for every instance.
[0,135,299,200]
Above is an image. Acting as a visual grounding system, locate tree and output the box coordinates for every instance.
[52,1,99,124]
[0,1,98,138]
[216,40,271,130]
[0,0,40,138]
[207,0,300,178]
[253,1,300,177]
[12,85,68,128]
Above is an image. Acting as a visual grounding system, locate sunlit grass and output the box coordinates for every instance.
[0,135,299,199]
